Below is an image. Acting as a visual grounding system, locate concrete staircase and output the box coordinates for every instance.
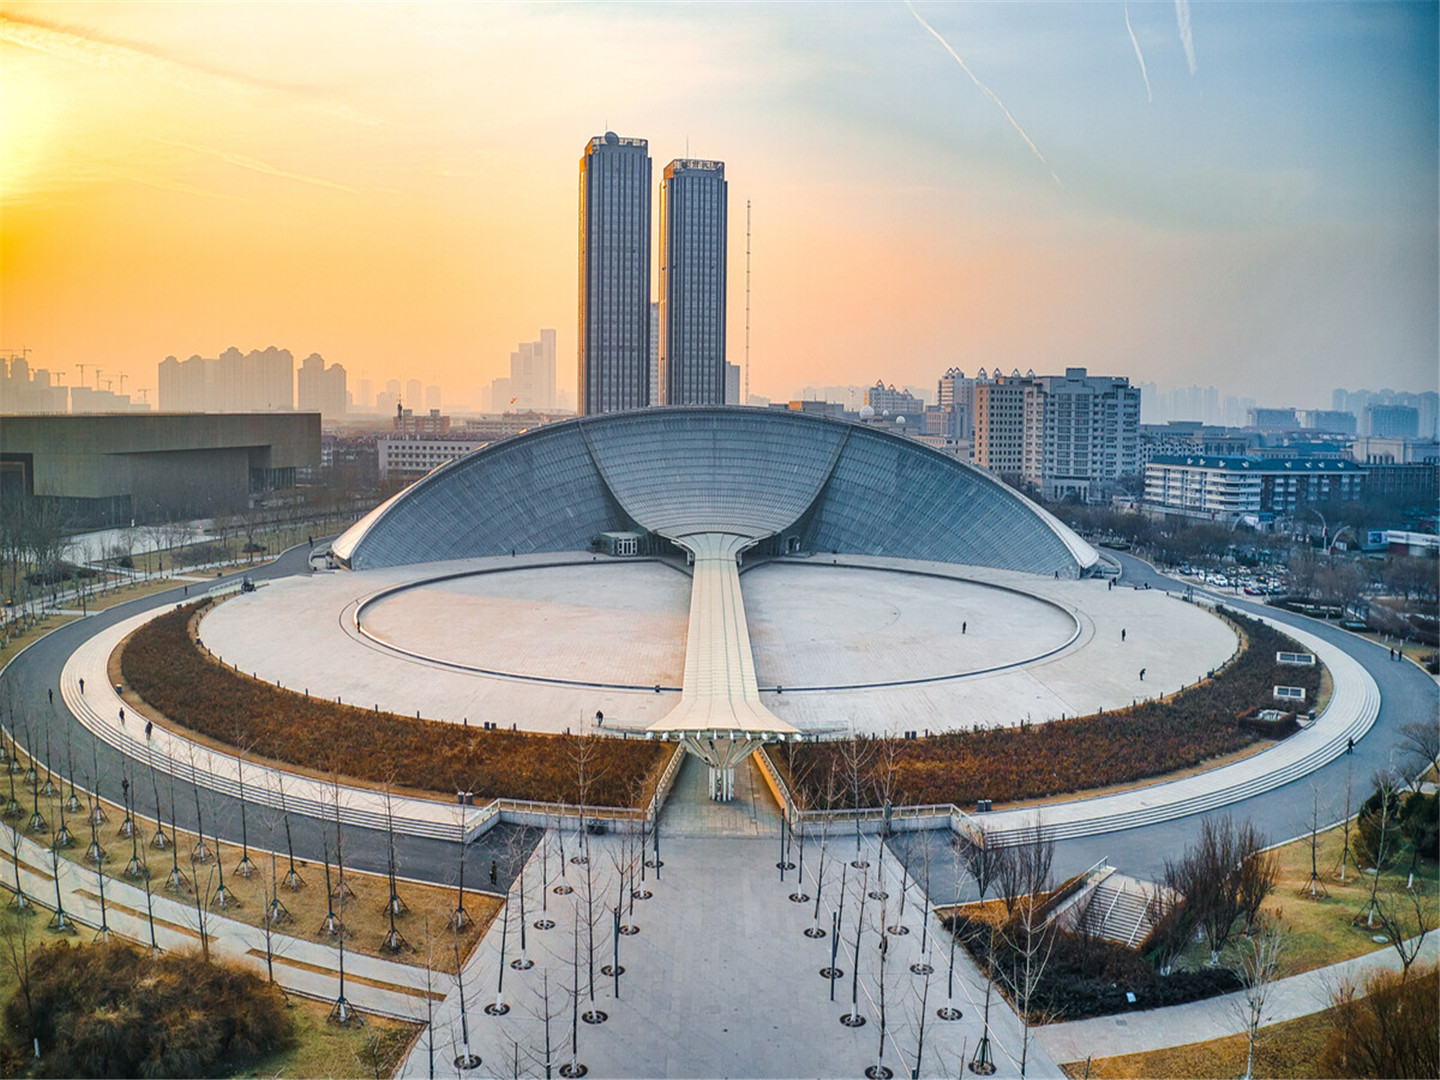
[1077,880,1162,947]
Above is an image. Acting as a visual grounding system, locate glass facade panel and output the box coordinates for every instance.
[334,407,1096,577]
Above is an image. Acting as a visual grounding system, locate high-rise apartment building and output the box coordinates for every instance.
[1247,407,1300,430]
[937,367,975,439]
[579,132,652,415]
[1366,404,1420,438]
[659,159,727,406]
[865,381,924,417]
[1034,368,1140,501]
[510,330,557,411]
[297,353,347,419]
[973,367,1139,500]
[157,347,294,412]
[973,373,1038,481]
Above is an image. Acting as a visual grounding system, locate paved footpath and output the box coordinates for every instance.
[1036,933,1439,1065]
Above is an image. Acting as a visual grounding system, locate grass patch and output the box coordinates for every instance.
[118,601,670,808]
[772,609,1322,809]
[1059,1007,1335,1079]
[1261,816,1438,977]
[243,996,419,1079]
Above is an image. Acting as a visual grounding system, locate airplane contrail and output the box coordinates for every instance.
[1125,5,1153,102]
[1174,0,1198,75]
[904,0,1062,188]
[150,138,362,195]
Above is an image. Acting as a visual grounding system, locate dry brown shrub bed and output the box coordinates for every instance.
[772,608,1322,809]
[120,602,669,808]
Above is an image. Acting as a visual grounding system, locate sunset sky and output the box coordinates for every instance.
[2,1,1436,410]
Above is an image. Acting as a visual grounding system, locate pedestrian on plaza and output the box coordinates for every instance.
[118,707,124,725]
[145,720,153,739]
[1121,628,1126,642]
[1139,668,1146,681]
[79,677,85,693]
[47,688,52,704]
[962,621,967,634]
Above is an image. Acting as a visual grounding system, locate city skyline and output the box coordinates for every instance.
[1,3,1436,408]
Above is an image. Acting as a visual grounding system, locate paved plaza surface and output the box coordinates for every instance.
[198,552,1236,736]
[400,778,1061,1079]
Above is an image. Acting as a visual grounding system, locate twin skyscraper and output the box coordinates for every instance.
[578,133,727,416]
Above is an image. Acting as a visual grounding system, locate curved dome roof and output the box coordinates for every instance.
[332,407,1099,576]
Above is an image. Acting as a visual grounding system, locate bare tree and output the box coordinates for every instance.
[1337,763,1354,883]
[1236,824,1278,935]
[380,785,409,954]
[233,750,257,878]
[1397,721,1440,787]
[1372,883,1439,982]
[1230,916,1287,1080]
[994,829,1056,1078]
[1164,816,1257,965]
[1357,773,1403,928]
[0,905,38,1049]
[839,734,875,869]
[1303,785,1329,899]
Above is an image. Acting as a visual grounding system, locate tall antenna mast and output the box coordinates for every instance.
[744,199,751,406]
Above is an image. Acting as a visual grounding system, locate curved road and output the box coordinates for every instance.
[894,550,1438,895]
[0,546,538,893]
[4,544,1433,896]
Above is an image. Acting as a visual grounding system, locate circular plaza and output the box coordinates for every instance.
[195,406,1238,739]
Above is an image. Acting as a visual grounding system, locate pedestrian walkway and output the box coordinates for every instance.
[658,753,783,838]
[398,825,1061,1078]
[1035,934,1439,1064]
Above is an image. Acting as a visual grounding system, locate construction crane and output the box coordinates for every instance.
[92,368,103,390]
[135,387,152,404]
[75,362,90,385]
[116,372,127,393]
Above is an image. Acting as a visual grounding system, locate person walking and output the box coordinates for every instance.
[1139,668,1146,681]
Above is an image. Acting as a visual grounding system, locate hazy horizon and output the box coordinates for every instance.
[3,1,1436,410]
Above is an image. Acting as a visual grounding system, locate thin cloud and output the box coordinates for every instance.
[904,1,1062,188]
[150,138,362,195]
[0,13,377,126]
[1125,5,1153,103]
[1174,0,1198,75]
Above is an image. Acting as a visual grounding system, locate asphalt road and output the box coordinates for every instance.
[4,543,1432,903]
[892,550,1438,899]
[0,544,539,894]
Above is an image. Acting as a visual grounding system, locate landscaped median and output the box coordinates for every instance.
[119,600,672,809]
[767,608,1324,811]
